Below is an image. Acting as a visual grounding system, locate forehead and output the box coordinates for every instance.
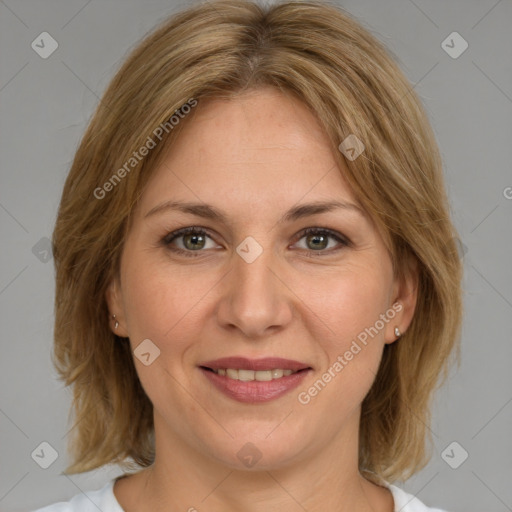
[138,87,359,217]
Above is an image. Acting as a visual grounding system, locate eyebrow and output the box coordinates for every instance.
[144,199,365,224]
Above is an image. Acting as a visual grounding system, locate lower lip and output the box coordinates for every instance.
[200,368,311,403]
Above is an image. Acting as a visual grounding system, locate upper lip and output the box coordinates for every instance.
[200,357,311,372]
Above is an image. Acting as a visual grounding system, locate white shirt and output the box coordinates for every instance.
[31,478,450,512]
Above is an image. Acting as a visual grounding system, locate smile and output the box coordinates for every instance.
[210,368,298,380]
[198,357,312,403]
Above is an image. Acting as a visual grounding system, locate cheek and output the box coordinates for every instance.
[121,249,215,350]
[302,265,392,413]
[307,263,392,349]
[123,269,170,339]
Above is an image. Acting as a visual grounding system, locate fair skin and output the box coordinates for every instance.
[106,86,417,512]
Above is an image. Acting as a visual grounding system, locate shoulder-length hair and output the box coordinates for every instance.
[52,0,463,484]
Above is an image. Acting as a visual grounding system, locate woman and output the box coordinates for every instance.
[34,1,462,511]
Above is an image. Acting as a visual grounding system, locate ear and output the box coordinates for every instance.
[105,275,129,337]
[384,255,419,345]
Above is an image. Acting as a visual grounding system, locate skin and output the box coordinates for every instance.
[106,86,418,512]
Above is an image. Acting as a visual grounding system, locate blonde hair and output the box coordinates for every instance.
[52,0,463,483]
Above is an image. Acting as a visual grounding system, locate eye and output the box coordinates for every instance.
[293,227,349,256]
[162,226,350,258]
[162,227,219,257]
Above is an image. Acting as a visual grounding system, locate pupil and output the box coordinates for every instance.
[308,233,327,250]
[185,234,204,250]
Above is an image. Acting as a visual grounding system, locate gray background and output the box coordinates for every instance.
[1,0,511,511]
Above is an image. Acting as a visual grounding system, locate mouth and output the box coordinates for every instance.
[201,367,304,381]
[199,357,312,403]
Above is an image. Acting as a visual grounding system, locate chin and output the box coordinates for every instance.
[201,430,309,472]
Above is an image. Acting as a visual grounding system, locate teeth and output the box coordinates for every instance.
[226,369,238,379]
[213,368,299,381]
[271,369,283,379]
[238,369,255,381]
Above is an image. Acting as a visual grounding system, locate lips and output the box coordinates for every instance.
[199,357,312,403]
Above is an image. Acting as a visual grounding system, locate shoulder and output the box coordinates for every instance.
[31,479,124,512]
[387,483,451,512]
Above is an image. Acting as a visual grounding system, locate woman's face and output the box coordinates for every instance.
[107,87,416,470]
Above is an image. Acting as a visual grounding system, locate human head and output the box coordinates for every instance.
[52,0,462,484]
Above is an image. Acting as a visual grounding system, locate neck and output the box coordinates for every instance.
[115,409,393,512]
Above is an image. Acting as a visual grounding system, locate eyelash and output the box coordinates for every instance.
[162,226,350,258]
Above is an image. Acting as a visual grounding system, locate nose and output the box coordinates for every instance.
[216,242,294,339]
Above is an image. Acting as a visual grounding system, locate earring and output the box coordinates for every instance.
[112,314,119,329]
[394,326,401,338]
